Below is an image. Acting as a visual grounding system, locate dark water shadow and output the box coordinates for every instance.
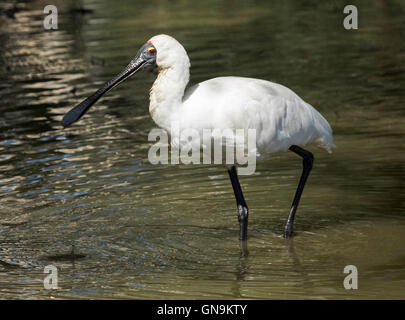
[43,245,86,268]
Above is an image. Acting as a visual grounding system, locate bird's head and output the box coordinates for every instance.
[61,34,188,127]
[148,34,190,71]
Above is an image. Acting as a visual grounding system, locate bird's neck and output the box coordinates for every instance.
[149,64,190,130]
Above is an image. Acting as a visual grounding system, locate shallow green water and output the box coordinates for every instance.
[0,0,404,299]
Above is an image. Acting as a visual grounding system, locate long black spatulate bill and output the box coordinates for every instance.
[61,57,146,127]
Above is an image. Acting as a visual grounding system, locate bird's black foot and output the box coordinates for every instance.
[228,165,249,241]
[283,209,295,238]
[283,225,294,238]
[238,205,249,241]
[283,145,314,238]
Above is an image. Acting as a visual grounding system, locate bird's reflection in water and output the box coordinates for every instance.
[284,238,311,291]
[239,240,248,258]
[45,245,86,268]
[230,240,249,298]
[231,238,313,298]
[285,238,301,267]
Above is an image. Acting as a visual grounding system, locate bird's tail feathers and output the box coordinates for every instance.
[311,106,336,153]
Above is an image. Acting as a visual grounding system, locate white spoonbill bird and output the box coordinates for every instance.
[62,34,335,240]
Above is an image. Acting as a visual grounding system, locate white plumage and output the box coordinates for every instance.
[148,34,335,157]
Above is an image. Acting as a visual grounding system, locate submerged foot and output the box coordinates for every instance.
[283,223,294,238]
[237,205,249,241]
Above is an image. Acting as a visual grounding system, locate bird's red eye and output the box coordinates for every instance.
[148,47,156,55]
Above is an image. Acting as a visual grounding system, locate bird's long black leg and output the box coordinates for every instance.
[284,145,314,238]
[227,166,249,241]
